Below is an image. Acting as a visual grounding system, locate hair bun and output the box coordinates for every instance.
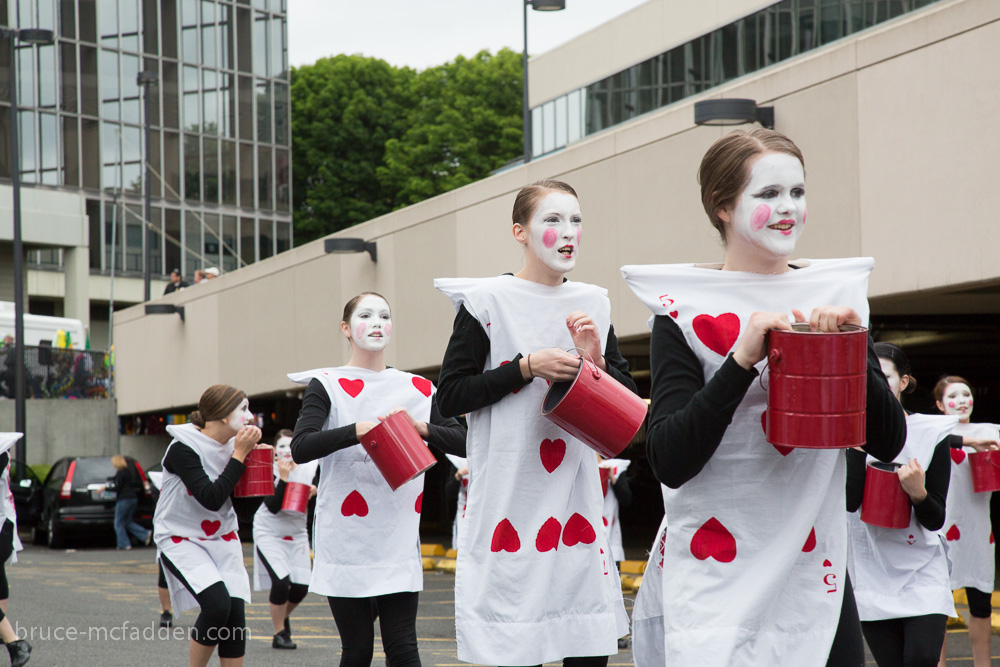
[189,410,206,428]
[904,375,918,394]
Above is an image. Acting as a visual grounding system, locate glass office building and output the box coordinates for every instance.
[530,0,941,157]
[3,0,291,301]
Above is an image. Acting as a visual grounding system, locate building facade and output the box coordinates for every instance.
[1,0,292,347]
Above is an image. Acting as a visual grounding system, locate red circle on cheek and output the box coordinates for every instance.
[542,228,558,248]
[750,204,771,231]
[948,402,956,408]
[354,323,366,339]
[576,229,582,245]
[384,323,392,337]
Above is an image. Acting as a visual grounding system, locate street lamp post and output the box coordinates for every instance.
[138,71,159,302]
[522,0,566,163]
[2,27,55,466]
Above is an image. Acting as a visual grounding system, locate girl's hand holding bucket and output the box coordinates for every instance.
[800,305,862,333]
[523,348,581,382]
[964,437,1000,452]
[897,459,927,503]
[277,458,295,481]
[355,421,377,439]
[234,425,262,462]
[566,310,605,371]
[733,311,796,370]
[380,407,429,438]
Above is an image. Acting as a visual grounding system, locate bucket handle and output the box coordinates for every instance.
[566,347,602,381]
[757,349,780,391]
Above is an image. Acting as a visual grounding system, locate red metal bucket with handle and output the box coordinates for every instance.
[281,481,311,514]
[359,411,437,491]
[541,349,647,458]
[766,323,868,449]
[861,462,911,529]
[969,451,1000,493]
[234,444,275,497]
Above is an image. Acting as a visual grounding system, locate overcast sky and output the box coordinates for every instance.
[287,0,649,71]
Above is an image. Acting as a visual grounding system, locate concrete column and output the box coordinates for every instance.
[63,246,90,333]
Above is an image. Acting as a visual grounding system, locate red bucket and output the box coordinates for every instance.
[541,350,648,458]
[281,481,311,514]
[969,451,1000,493]
[234,445,275,497]
[861,462,911,529]
[359,412,437,491]
[766,323,868,449]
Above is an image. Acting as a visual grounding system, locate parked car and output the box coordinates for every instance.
[8,459,43,529]
[31,456,155,549]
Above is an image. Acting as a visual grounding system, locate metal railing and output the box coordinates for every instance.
[0,345,112,400]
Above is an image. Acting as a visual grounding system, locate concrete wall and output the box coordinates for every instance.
[120,434,173,471]
[0,399,119,466]
[0,185,88,249]
[115,0,1000,416]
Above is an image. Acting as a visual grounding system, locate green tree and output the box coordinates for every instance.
[378,49,523,206]
[290,55,416,243]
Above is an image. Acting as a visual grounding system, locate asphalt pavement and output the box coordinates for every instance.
[4,533,989,665]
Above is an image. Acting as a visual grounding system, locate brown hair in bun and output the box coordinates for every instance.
[189,384,247,428]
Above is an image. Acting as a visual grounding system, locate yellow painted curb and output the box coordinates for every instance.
[953,589,968,605]
[421,544,446,557]
[422,558,437,571]
[947,612,967,630]
[620,560,646,574]
[445,548,458,558]
[436,559,457,573]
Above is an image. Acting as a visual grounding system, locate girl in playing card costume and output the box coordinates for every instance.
[0,433,31,667]
[621,128,906,667]
[435,179,634,667]
[845,343,957,666]
[252,429,318,650]
[934,375,1000,667]
[153,384,260,667]
[289,292,466,667]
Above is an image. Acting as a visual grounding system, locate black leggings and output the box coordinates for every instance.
[160,555,247,658]
[861,614,946,667]
[966,587,993,618]
[328,592,420,667]
[0,518,13,623]
[826,571,865,667]
[158,560,168,588]
[503,657,609,667]
[256,547,309,606]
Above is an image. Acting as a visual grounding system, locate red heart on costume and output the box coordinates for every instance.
[946,524,961,541]
[539,438,566,473]
[693,313,740,357]
[170,536,187,544]
[491,519,521,553]
[535,517,561,552]
[341,490,369,517]
[823,559,832,567]
[950,449,966,464]
[991,531,995,544]
[761,411,793,456]
[221,531,238,541]
[412,377,432,397]
[657,530,666,570]
[201,520,221,536]
[282,536,294,541]
[690,517,737,563]
[802,527,816,553]
[414,493,423,513]
[669,310,678,319]
[562,513,596,547]
[499,360,522,394]
[603,517,609,527]
[339,378,364,398]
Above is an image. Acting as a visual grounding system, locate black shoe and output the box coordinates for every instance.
[7,639,31,667]
[272,630,297,650]
[617,636,631,649]
[160,611,173,628]
[283,616,290,636]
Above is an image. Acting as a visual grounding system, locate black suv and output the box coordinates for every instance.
[31,456,155,549]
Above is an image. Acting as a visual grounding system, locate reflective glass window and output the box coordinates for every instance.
[203,136,218,202]
[531,106,541,158]
[38,44,57,108]
[62,115,80,186]
[554,95,567,149]
[221,215,238,271]
[99,0,118,46]
[184,211,201,273]
[239,142,253,207]
[59,42,77,112]
[221,73,236,138]
[221,140,236,205]
[19,111,36,176]
[121,0,140,51]
[17,47,36,108]
[201,22,217,68]
[257,145,271,209]
[80,45,99,115]
[40,112,59,171]
[81,118,100,188]
[161,0,178,58]
[60,0,76,38]
[162,61,179,128]
[275,220,290,254]
[236,7,251,72]
[184,133,200,200]
[239,216,255,264]
[143,0,158,54]
[567,89,582,144]
[255,78,270,143]
[165,208,181,273]
[258,219,273,259]
[275,147,288,211]
[125,204,143,271]
[80,0,98,42]
[253,12,267,76]
[273,81,287,145]
[163,130,181,199]
[237,74,252,140]
[202,69,218,133]
[271,16,284,79]
[203,213,220,263]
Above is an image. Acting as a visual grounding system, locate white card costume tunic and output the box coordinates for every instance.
[445,454,469,549]
[846,413,958,620]
[0,433,23,565]
[252,458,319,591]
[287,366,432,598]
[622,258,872,667]
[153,424,251,614]
[600,459,630,562]
[435,275,629,666]
[944,422,1000,592]
[631,489,667,667]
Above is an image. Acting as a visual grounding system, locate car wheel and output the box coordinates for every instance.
[47,515,65,549]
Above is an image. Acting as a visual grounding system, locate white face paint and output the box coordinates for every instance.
[729,152,807,259]
[274,436,292,461]
[349,295,392,352]
[525,191,582,275]
[941,382,973,420]
[879,358,904,400]
[225,398,253,431]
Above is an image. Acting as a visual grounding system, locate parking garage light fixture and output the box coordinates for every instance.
[694,98,774,129]
[144,304,185,322]
[324,238,378,262]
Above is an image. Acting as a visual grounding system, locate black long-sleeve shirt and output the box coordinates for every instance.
[291,378,467,464]
[437,304,636,418]
[846,436,952,531]
[163,443,245,512]
[646,315,907,489]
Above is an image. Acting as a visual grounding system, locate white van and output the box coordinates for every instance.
[0,302,87,347]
